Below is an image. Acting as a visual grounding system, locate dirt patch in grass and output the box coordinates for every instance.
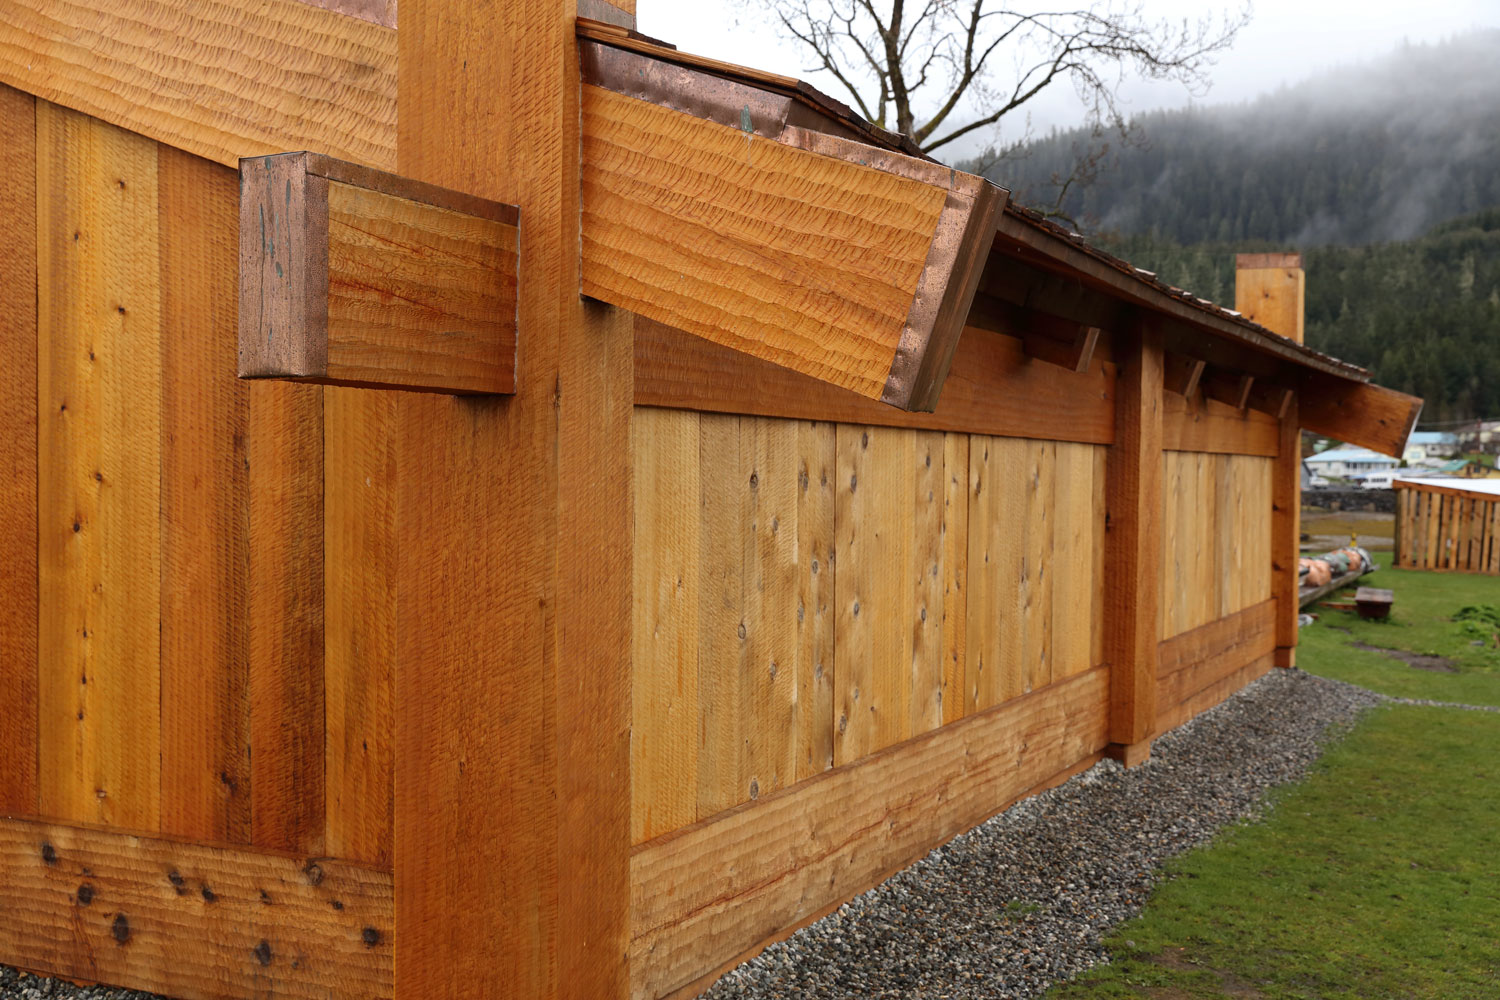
[1349,639,1458,672]
[1146,949,1267,999]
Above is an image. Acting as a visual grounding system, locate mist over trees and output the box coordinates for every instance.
[983,31,1500,245]
[975,32,1500,422]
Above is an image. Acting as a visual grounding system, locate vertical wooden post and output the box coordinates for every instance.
[1104,318,1163,766]
[394,3,634,1000]
[1238,253,1305,669]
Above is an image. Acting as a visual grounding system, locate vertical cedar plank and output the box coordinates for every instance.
[1272,401,1300,664]
[157,145,251,842]
[1050,443,1093,682]
[1216,455,1243,618]
[909,431,946,736]
[324,386,396,867]
[1091,446,1108,670]
[697,413,746,819]
[795,421,836,781]
[36,101,161,829]
[1195,453,1219,629]
[247,379,323,852]
[1393,488,1406,568]
[1159,452,1182,639]
[0,82,37,815]
[744,417,799,803]
[631,407,700,844]
[940,433,968,725]
[966,436,1027,712]
[833,426,947,764]
[1020,439,1055,692]
[1105,322,1163,748]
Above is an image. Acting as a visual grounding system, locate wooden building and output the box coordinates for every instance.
[0,4,1419,1000]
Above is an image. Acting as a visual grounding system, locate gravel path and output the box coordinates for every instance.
[701,668,1385,1000]
[0,669,1438,1000]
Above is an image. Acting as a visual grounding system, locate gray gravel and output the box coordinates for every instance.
[701,668,1385,1000]
[0,670,1421,1000]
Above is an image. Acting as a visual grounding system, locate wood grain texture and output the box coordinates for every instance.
[582,84,947,403]
[940,433,969,726]
[1156,653,1274,735]
[247,381,324,854]
[36,101,162,830]
[795,422,838,781]
[1104,323,1163,748]
[632,408,702,844]
[395,3,633,997]
[1233,260,1304,343]
[0,81,37,816]
[1161,389,1278,457]
[966,436,1027,712]
[833,425,948,764]
[1156,598,1277,725]
[635,318,1117,446]
[630,665,1110,1000]
[1297,373,1422,460]
[323,179,518,392]
[157,145,252,844]
[0,0,397,170]
[0,816,392,1000]
[324,387,395,867]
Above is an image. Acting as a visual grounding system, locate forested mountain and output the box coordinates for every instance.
[983,31,1500,246]
[1099,209,1500,423]
[971,32,1500,421]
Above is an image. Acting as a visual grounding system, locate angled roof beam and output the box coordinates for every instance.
[578,38,1006,412]
[967,293,1099,373]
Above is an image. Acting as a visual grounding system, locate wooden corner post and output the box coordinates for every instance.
[394,3,634,1000]
[1237,253,1305,668]
[1104,317,1163,766]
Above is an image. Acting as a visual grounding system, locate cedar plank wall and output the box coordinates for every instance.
[631,410,1110,843]
[2,100,394,862]
[629,345,1283,998]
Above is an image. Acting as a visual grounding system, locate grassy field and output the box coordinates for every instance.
[1049,567,1500,999]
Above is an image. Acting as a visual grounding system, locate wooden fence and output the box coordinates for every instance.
[1395,480,1500,574]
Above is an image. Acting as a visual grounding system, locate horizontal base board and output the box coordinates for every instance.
[0,817,392,999]
[1155,599,1277,733]
[630,665,1110,1000]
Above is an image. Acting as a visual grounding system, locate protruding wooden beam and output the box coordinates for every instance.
[238,151,519,394]
[1235,252,1305,344]
[1297,372,1423,459]
[579,40,1005,412]
[1163,354,1205,398]
[1201,370,1254,412]
[1104,317,1163,763]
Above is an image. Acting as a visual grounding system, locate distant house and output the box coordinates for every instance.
[1403,430,1458,466]
[1305,445,1401,480]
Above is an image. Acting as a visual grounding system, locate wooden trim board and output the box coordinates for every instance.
[1162,390,1278,457]
[634,318,1116,445]
[1156,599,1277,731]
[0,816,391,1000]
[630,666,1109,1000]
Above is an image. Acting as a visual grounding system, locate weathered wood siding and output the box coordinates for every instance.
[631,406,1107,844]
[1159,451,1274,640]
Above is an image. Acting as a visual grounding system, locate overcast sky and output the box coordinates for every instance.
[636,1,1499,157]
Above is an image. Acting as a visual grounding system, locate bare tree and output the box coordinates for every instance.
[740,0,1250,219]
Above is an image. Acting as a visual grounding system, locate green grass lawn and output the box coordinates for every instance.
[1049,567,1500,999]
[1300,567,1500,706]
